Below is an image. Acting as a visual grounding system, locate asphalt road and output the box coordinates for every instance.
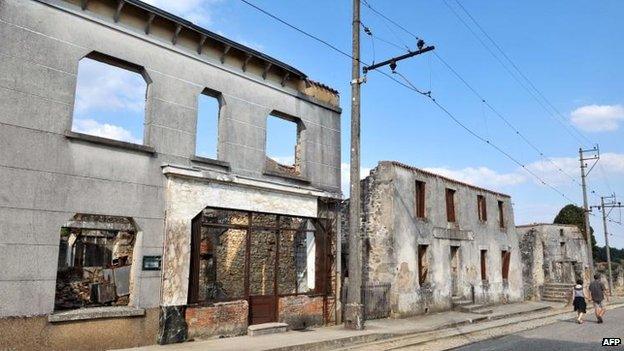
[452,305,624,351]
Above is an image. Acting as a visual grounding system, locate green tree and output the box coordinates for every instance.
[553,204,598,254]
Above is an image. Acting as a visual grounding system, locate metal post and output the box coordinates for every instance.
[345,0,364,330]
[600,196,614,293]
[579,148,594,276]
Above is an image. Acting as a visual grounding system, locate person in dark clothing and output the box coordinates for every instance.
[589,273,609,323]
[572,279,587,324]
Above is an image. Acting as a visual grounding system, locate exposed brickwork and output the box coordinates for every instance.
[185,300,248,339]
[278,295,323,329]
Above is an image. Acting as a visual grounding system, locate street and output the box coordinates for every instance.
[452,305,624,351]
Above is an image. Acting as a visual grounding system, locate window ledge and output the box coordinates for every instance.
[65,130,156,155]
[190,155,230,169]
[48,306,145,323]
[263,170,310,184]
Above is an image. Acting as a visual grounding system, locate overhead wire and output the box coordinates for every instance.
[237,0,582,207]
[453,0,594,146]
[442,0,591,148]
[362,0,588,192]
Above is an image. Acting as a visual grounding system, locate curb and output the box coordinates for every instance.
[264,304,559,351]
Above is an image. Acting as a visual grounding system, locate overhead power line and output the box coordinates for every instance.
[361,0,589,192]
[441,0,591,148]
[237,0,580,206]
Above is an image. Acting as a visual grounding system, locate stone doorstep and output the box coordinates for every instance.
[248,322,289,336]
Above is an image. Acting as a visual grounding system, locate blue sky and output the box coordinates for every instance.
[74,0,624,249]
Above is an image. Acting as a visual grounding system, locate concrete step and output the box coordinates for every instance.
[455,304,493,314]
[452,299,473,307]
[247,322,288,336]
[543,286,573,292]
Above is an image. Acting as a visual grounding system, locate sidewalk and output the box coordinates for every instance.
[118,301,567,351]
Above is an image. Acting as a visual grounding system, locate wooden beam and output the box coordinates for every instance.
[172,24,182,45]
[280,72,290,87]
[262,62,272,80]
[80,0,90,10]
[220,44,231,64]
[113,0,125,23]
[145,13,155,35]
[197,34,207,54]
[242,54,252,72]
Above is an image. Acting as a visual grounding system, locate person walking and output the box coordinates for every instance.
[572,279,587,324]
[589,273,609,323]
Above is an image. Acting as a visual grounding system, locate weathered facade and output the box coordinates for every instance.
[346,161,523,318]
[0,0,341,349]
[517,224,591,301]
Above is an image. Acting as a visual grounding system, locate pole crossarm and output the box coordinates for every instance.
[363,46,435,73]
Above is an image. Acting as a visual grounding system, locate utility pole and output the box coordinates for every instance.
[579,146,599,277]
[345,0,434,330]
[345,0,364,330]
[592,194,623,293]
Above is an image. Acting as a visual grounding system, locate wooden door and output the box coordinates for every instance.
[248,229,277,325]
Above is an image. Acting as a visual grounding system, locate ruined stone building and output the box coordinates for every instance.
[0,0,341,349]
[346,161,523,319]
[517,224,591,302]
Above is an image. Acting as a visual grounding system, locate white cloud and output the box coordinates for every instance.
[142,0,221,26]
[269,155,295,165]
[423,166,526,189]
[73,118,142,144]
[74,58,146,115]
[570,104,624,132]
[341,163,373,196]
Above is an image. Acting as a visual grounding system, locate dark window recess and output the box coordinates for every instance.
[446,188,456,223]
[480,250,488,281]
[477,195,487,222]
[415,180,426,219]
[418,245,429,285]
[498,201,505,229]
[55,214,136,311]
[501,250,510,280]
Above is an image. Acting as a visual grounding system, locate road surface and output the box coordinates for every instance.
[452,305,624,351]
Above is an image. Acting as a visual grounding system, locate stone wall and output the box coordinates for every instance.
[185,301,248,339]
[352,161,524,318]
[518,224,591,299]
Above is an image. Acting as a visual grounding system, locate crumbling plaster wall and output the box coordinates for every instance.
[518,224,590,300]
[161,175,318,306]
[0,0,341,321]
[361,162,523,318]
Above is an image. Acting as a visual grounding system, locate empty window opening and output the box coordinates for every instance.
[477,195,487,222]
[445,188,456,223]
[559,228,564,236]
[415,180,426,219]
[501,250,510,281]
[418,245,429,285]
[71,52,148,144]
[560,242,567,258]
[55,214,136,311]
[480,250,488,281]
[265,113,301,176]
[497,200,505,229]
[195,90,220,159]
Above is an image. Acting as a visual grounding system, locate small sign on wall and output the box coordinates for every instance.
[142,255,162,271]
